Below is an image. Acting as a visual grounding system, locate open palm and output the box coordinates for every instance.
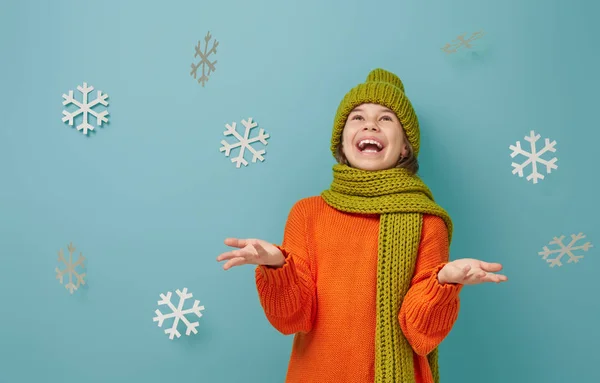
[438,258,508,285]
[216,238,285,270]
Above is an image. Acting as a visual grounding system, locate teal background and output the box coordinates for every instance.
[1,0,598,382]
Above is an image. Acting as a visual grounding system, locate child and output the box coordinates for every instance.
[217,68,508,383]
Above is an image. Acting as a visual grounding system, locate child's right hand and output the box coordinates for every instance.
[216,238,285,270]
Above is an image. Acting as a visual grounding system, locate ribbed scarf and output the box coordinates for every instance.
[321,164,453,383]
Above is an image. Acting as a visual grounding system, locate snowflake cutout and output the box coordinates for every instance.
[441,30,485,54]
[153,288,205,340]
[190,31,219,87]
[220,117,270,168]
[538,233,593,267]
[509,130,558,184]
[55,242,86,294]
[62,82,109,135]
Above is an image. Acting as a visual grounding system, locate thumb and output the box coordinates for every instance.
[461,264,472,277]
[250,240,276,258]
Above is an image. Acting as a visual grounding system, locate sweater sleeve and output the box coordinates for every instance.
[398,214,463,356]
[254,200,317,335]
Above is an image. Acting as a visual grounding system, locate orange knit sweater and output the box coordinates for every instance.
[255,196,463,383]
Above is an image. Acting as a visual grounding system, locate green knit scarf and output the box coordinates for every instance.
[321,164,453,383]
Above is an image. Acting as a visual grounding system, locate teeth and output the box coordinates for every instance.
[358,139,383,149]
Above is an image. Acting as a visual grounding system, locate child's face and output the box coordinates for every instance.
[341,103,408,171]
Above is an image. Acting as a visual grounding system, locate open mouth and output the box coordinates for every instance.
[356,138,384,153]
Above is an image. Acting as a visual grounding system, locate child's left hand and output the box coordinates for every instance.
[438,258,508,285]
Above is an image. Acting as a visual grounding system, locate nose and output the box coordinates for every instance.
[363,122,379,132]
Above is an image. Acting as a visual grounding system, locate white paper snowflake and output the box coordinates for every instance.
[62,82,109,135]
[220,117,270,168]
[509,130,558,184]
[538,233,593,267]
[55,242,86,294]
[153,288,205,340]
[190,31,218,87]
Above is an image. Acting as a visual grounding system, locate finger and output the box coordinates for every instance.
[493,274,508,283]
[461,269,486,284]
[216,248,249,262]
[224,238,249,249]
[223,257,247,270]
[479,261,503,272]
[479,272,508,283]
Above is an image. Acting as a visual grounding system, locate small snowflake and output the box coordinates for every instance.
[509,130,558,184]
[55,242,86,294]
[441,30,485,54]
[62,82,109,135]
[220,117,270,168]
[153,288,205,340]
[190,31,219,87]
[538,233,593,267]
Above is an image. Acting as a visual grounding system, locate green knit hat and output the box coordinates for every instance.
[331,68,420,158]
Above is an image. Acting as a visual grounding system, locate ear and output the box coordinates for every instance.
[401,145,408,158]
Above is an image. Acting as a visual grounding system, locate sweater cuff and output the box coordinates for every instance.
[405,263,463,335]
[257,246,299,287]
[422,263,464,305]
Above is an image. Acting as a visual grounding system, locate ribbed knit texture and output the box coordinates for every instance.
[254,196,462,383]
[331,68,421,157]
[321,164,452,383]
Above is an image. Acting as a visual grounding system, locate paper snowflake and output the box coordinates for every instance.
[441,30,485,54]
[190,31,218,87]
[538,233,593,267]
[62,82,109,135]
[153,288,205,340]
[220,117,270,168]
[510,130,558,184]
[55,242,86,294]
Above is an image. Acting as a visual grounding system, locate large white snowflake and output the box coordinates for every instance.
[153,288,205,340]
[220,117,270,168]
[538,233,593,267]
[190,31,218,87]
[62,82,109,135]
[509,130,558,184]
[55,242,86,294]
